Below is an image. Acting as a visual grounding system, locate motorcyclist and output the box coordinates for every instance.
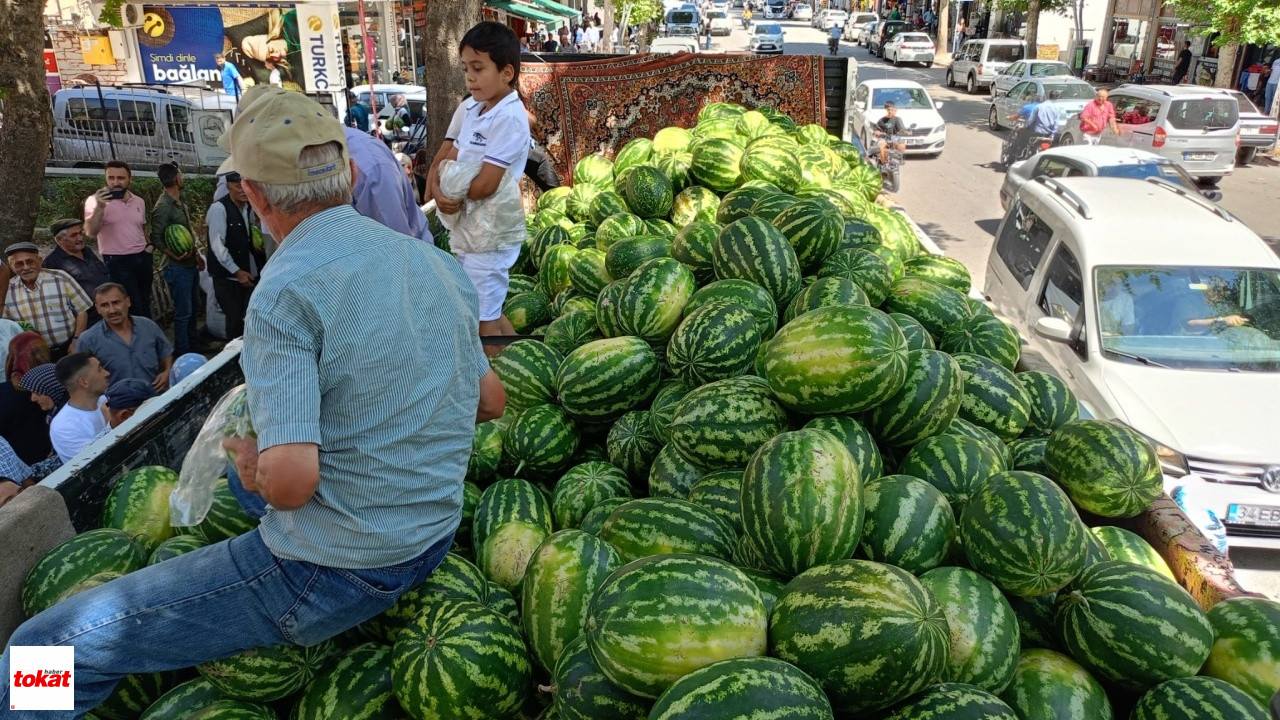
[828,22,843,53]
[1006,92,1045,161]
[743,6,752,28]
[874,101,907,167]
[1028,89,1064,138]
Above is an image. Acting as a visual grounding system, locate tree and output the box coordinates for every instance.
[603,0,616,52]
[0,0,54,251]
[598,0,664,49]
[1162,0,1280,88]
[422,0,484,157]
[994,0,1074,57]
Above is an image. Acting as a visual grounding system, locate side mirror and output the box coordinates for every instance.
[1201,189,1222,202]
[935,101,944,109]
[1034,316,1074,343]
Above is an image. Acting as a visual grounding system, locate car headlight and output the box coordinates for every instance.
[1125,425,1189,477]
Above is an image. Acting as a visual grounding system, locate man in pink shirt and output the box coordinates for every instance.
[1079,88,1119,146]
[84,160,155,319]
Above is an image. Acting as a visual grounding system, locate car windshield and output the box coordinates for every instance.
[668,11,697,23]
[1029,63,1071,77]
[709,11,727,18]
[756,24,782,34]
[1096,162,1198,191]
[988,44,1025,62]
[1167,98,1238,130]
[872,87,933,109]
[1094,266,1280,371]
[899,33,931,43]
[1042,82,1096,100]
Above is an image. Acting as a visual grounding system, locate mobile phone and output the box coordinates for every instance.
[110,188,126,200]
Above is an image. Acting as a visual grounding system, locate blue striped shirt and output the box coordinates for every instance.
[242,204,486,569]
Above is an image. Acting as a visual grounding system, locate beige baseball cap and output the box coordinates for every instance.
[216,90,349,185]
[217,85,286,154]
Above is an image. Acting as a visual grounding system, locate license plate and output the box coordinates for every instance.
[1227,503,1280,527]
[905,138,924,146]
[1184,152,1214,161]
[1243,127,1261,134]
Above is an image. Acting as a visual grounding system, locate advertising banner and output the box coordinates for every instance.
[297,1,345,92]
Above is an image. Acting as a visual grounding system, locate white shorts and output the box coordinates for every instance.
[457,245,523,322]
[1081,133,1102,146]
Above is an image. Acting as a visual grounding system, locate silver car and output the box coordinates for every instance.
[991,59,1074,98]
[749,23,784,55]
[988,77,1094,131]
[998,146,1218,212]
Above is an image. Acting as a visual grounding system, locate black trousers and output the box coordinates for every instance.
[212,277,254,341]
[103,252,154,319]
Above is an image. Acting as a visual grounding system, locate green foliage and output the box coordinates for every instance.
[37,175,217,243]
[1162,0,1280,46]
[597,0,665,25]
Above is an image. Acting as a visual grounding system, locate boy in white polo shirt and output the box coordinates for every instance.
[429,21,530,345]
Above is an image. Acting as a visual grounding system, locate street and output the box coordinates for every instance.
[707,13,1280,599]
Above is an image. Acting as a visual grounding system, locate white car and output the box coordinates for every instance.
[991,59,1075,98]
[999,146,1219,211]
[707,10,734,35]
[850,78,947,156]
[749,23,784,54]
[650,36,702,54]
[813,9,847,29]
[791,3,813,20]
[884,32,935,67]
[986,175,1280,549]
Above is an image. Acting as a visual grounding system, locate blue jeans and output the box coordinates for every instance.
[0,521,452,718]
[1266,81,1278,117]
[162,264,200,355]
[103,252,154,319]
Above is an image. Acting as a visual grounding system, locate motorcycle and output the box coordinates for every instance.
[999,118,1054,168]
[742,15,752,29]
[828,35,840,55]
[868,126,912,193]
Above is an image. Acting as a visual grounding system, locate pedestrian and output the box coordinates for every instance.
[206,172,265,343]
[1079,88,1118,145]
[103,377,156,429]
[1171,40,1192,85]
[1266,55,1280,116]
[41,218,112,304]
[76,283,173,392]
[923,8,936,35]
[1,332,54,465]
[151,162,205,356]
[347,123,435,242]
[586,22,602,52]
[558,25,571,51]
[953,16,967,55]
[704,21,712,49]
[215,53,244,98]
[428,22,532,350]
[344,90,370,132]
[0,243,90,361]
[574,24,585,51]
[84,160,154,319]
[48,351,111,464]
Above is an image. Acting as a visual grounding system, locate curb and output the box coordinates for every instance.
[890,202,986,300]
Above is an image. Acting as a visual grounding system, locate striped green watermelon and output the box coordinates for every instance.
[585,553,768,698]
[163,224,194,255]
[622,165,674,219]
[653,126,693,154]
[580,497,629,536]
[887,312,935,350]
[941,314,1022,371]
[866,349,964,447]
[456,482,481,554]
[1089,525,1173,579]
[1007,593,1060,652]
[184,700,275,719]
[509,274,538,295]
[771,201,843,272]
[392,600,532,720]
[616,258,696,343]
[552,461,632,529]
[102,465,178,551]
[294,643,403,720]
[690,138,744,192]
[952,353,1033,442]
[590,192,631,227]
[599,497,736,562]
[147,534,207,565]
[539,187,574,214]
[782,277,868,324]
[486,580,520,627]
[801,415,884,481]
[668,376,789,471]
[670,221,720,283]
[1017,370,1080,436]
[838,217,882,249]
[868,207,922,261]
[567,185,603,223]
[898,434,1004,513]
[740,429,864,577]
[671,186,720,227]
[762,305,909,414]
[716,186,774,225]
[735,570,783,618]
[575,154,615,187]
[197,641,334,702]
[176,476,257,544]
[551,634,650,720]
[22,528,148,616]
[687,470,743,535]
[1009,436,1048,473]
[666,301,762,386]
[961,470,1088,598]
[1043,419,1162,518]
[467,421,504,485]
[653,152,694,194]
[647,656,833,720]
[882,276,973,340]
[739,141,803,193]
[919,567,1020,693]
[595,213,649,250]
[769,560,949,714]
[504,405,579,479]
[541,245,579,299]
[544,311,603,356]
[904,255,972,293]
[595,281,626,338]
[648,442,704,498]
[493,340,562,413]
[522,529,624,672]
[139,677,228,720]
[556,336,661,423]
[648,380,693,445]
[94,673,172,720]
[735,110,775,139]
[859,474,954,575]
[606,411,660,483]
[1132,676,1268,720]
[699,102,747,123]
[818,248,893,307]
[999,648,1113,720]
[479,519,550,591]
[505,291,553,333]
[712,217,801,307]
[881,684,1018,720]
[474,477,553,552]
[684,279,778,340]
[605,236,672,281]
[569,248,610,298]
[612,138,653,179]
[1203,597,1280,705]
[557,291,596,319]
[532,226,574,270]
[371,552,490,644]
[943,416,1013,469]
[750,193,800,222]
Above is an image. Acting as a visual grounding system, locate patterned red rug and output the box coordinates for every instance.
[521,52,826,182]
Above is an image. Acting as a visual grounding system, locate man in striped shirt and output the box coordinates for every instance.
[0,242,90,360]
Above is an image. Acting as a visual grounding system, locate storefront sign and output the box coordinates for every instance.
[299,1,346,91]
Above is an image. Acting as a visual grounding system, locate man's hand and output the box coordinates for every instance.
[152,370,170,393]
[94,187,113,206]
[235,270,256,288]
[195,253,206,272]
[221,436,261,492]
[436,194,463,215]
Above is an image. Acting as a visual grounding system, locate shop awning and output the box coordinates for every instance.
[486,0,562,23]
[527,0,580,18]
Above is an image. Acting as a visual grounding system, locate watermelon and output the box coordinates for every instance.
[687,470,744,535]
[717,186,776,225]
[941,314,1022,371]
[22,528,148,616]
[522,530,624,672]
[589,192,630,228]
[1131,676,1268,720]
[485,581,520,627]
[740,429,864,577]
[670,221,720,283]
[509,274,539,295]
[138,678,228,720]
[473,477,553,550]
[185,700,275,719]
[888,312,935,351]
[1089,525,1174,579]
[552,461,632,529]
[94,673,172,720]
[580,497,629,537]
[493,340,563,413]
[648,442,704,498]
[859,474,954,575]
[898,434,1005,513]
[999,648,1113,720]
[751,193,800,222]
[539,186,574,212]
[653,126,693,154]
[771,202,843,273]
[532,226,575,269]
[374,553,489,643]
[541,245,579,299]
[699,102,746,123]
[479,519,549,591]
[102,465,179,551]
[504,405,580,479]
[961,471,1089,597]
[904,254,972,293]
[762,305,909,414]
[668,376,789,471]
[147,534,207,565]
[647,656,833,720]
[1009,436,1048,473]
[666,301,762,386]
[1204,597,1280,706]
[613,138,654,178]
[919,567,1020,693]
[739,141,803,192]
[1017,370,1080,436]
[197,641,333,702]
[604,236,672,281]
[569,248,611,298]
[880,683,1018,719]
[615,258,696,344]
[712,217,801,307]
[551,635,650,720]
[294,643,402,720]
[782,277,868,324]
[504,291,553,333]
[943,416,1013,468]
[567,185,603,223]
[838,217,882,249]
[176,476,257,544]
[670,186,720,227]
[621,165,674,219]
[164,224,195,255]
[595,281,626,338]
[1054,560,1213,689]
[690,138,744,192]
[556,336,661,423]
[652,151,694,195]
[392,600,532,720]
[599,497,736,562]
[1043,419,1162,518]
[648,380,692,445]
[584,553,768,698]
[575,153,615,188]
[769,560,949,714]
[606,411,660,483]
[466,422,504,486]
[882,276,972,340]
[544,311,603,356]
[818,249,893,307]
[685,279,778,340]
[952,353,1033,443]
[801,415,884,481]
[866,349,964,447]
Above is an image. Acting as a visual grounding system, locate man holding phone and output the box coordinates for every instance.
[84,160,155,319]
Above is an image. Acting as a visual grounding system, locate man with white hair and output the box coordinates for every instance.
[0,91,506,718]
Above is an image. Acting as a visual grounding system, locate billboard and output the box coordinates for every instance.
[139,5,344,93]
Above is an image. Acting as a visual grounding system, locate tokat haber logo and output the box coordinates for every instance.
[9,646,74,711]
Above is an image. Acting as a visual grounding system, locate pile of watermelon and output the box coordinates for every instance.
[18,102,1280,720]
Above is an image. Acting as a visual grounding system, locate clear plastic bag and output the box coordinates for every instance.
[436,158,527,254]
[170,384,256,527]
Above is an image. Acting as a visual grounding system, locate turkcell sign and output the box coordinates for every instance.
[301,2,345,92]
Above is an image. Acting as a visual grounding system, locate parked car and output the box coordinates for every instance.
[988,77,1094,131]
[884,32,936,67]
[349,83,426,121]
[986,175,1280,549]
[813,9,847,29]
[867,19,910,58]
[707,10,734,34]
[791,3,813,21]
[764,1,786,18]
[991,59,1074,98]
[665,8,702,35]
[1216,89,1277,165]
[854,19,879,46]
[999,146,1220,212]
[850,78,947,156]
[650,36,702,53]
[749,22,785,54]
[844,11,878,37]
[947,39,1027,94]
[1055,84,1240,184]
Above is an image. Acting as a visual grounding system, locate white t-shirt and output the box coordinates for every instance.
[452,92,531,172]
[49,399,109,463]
